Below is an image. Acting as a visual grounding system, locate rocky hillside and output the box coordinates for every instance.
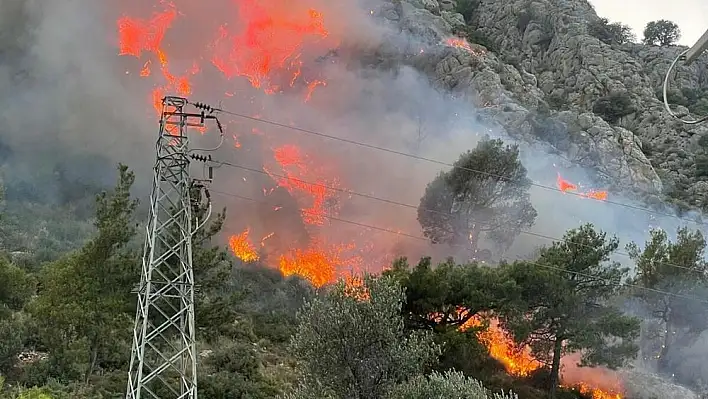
[378,0,708,211]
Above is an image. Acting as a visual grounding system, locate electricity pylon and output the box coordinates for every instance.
[126,96,221,399]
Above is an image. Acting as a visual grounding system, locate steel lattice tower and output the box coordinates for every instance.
[126,96,215,399]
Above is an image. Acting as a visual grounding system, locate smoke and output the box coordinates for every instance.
[0,0,156,200]
[3,0,708,390]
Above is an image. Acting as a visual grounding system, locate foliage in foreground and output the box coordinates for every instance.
[386,370,517,399]
[282,275,516,399]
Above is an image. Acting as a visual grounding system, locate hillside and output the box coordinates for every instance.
[0,0,708,398]
[392,0,708,210]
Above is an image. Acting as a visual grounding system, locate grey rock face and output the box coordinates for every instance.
[383,0,669,199]
[463,0,708,206]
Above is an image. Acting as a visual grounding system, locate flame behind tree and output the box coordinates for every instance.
[417,138,537,256]
[499,224,640,399]
[626,227,708,374]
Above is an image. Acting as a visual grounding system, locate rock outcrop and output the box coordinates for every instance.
[376,0,708,209]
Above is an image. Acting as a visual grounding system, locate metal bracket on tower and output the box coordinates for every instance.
[126,96,221,399]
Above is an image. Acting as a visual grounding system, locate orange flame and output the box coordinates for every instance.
[267,144,339,226]
[461,316,541,377]
[567,383,623,399]
[455,313,623,398]
[557,173,578,193]
[444,37,484,55]
[210,0,332,94]
[556,173,608,201]
[229,229,259,262]
[278,241,360,287]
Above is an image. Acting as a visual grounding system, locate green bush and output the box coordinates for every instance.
[588,18,634,44]
[592,92,636,123]
[455,0,479,23]
[695,155,708,178]
[386,370,518,399]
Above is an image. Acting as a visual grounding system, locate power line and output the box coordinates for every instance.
[211,159,706,276]
[210,189,708,305]
[212,107,707,227]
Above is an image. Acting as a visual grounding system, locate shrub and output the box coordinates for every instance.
[588,17,634,44]
[455,0,479,23]
[517,10,533,33]
[592,92,635,123]
[689,98,708,116]
[546,92,568,110]
[695,155,708,178]
[386,370,518,399]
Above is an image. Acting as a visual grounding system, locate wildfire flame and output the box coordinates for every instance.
[457,313,623,398]
[557,173,608,201]
[211,2,333,93]
[444,37,484,56]
[228,229,260,262]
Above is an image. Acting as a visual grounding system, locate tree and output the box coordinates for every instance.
[588,18,634,45]
[626,227,708,374]
[29,164,139,382]
[384,257,509,331]
[417,138,537,255]
[0,258,33,372]
[643,20,681,46]
[284,275,440,399]
[500,224,640,399]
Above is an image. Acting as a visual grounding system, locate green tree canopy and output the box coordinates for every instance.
[284,275,440,399]
[626,226,708,373]
[417,138,537,255]
[500,224,640,398]
[384,257,510,331]
[0,257,33,373]
[643,20,681,46]
[29,164,139,382]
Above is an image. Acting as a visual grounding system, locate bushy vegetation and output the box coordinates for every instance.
[588,17,634,45]
[0,143,707,398]
[643,20,681,46]
[592,91,636,123]
[657,87,708,117]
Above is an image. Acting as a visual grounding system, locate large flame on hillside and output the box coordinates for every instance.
[117,0,371,287]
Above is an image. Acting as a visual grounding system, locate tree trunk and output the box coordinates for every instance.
[657,323,672,374]
[548,336,563,399]
[86,344,98,384]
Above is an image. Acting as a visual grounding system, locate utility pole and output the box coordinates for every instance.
[126,96,222,399]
